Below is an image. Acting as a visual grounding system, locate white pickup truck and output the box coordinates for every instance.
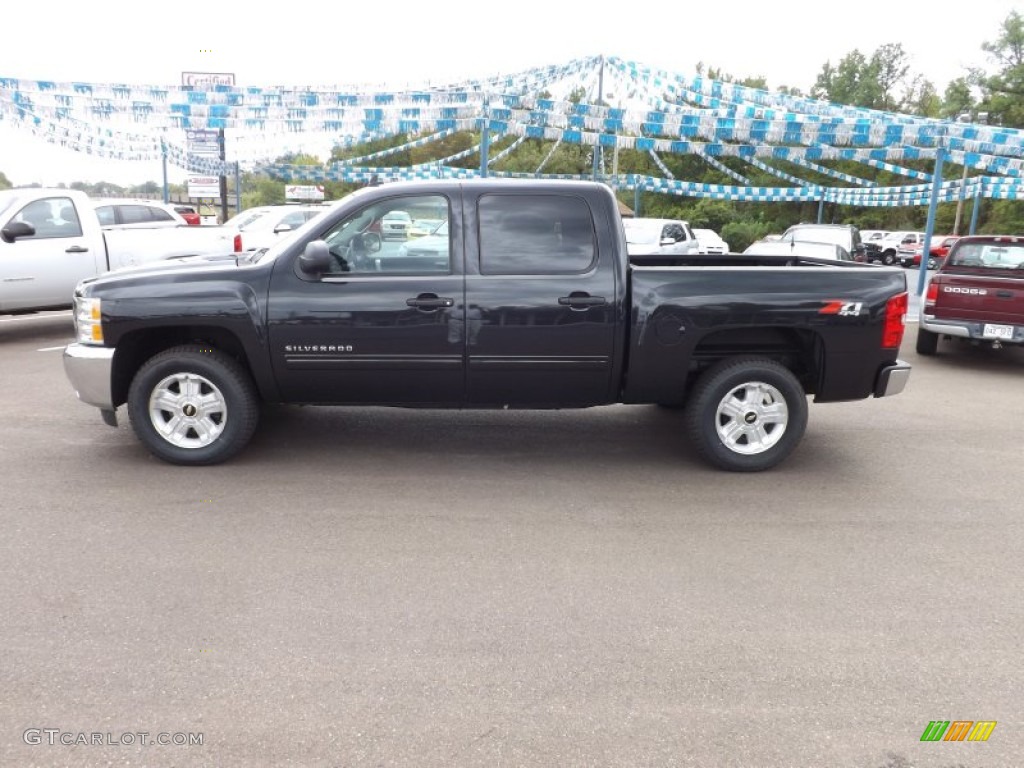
[1,188,239,314]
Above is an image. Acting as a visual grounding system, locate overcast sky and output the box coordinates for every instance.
[1,0,1019,187]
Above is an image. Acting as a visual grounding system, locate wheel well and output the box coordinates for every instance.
[686,327,823,396]
[111,326,252,407]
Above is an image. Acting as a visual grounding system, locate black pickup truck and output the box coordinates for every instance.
[63,179,911,471]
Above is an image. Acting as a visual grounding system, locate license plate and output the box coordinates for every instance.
[982,324,1014,340]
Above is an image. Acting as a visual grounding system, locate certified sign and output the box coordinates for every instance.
[181,72,236,88]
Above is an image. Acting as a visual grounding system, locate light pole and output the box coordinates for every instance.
[952,111,988,236]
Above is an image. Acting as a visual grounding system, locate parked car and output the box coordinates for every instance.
[917,235,1024,355]
[773,223,867,262]
[743,239,856,262]
[172,205,202,226]
[61,178,911,472]
[900,235,958,270]
[233,205,329,251]
[408,218,446,238]
[886,232,925,267]
[396,220,449,262]
[92,199,189,229]
[622,217,698,257]
[381,210,412,240]
[856,230,889,263]
[928,235,960,266]
[0,188,240,314]
[693,228,730,254]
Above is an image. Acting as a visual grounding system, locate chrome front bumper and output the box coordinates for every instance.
[63,343,116,422]
[874,360,912,398]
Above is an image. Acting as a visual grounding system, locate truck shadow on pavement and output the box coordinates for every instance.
[243,402,848,474]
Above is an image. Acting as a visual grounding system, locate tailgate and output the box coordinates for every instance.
[932,273,1024,326]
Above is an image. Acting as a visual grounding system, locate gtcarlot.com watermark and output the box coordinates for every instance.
[23,729,203,747]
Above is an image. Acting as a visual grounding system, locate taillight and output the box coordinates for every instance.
[882,292,907,349]
[924,282,938,308]
[233,234,242,252]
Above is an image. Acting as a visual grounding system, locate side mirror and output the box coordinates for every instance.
[1,221,36,243]
[660,237,675,247]
[298,240,331,276]
[361,232,382,253]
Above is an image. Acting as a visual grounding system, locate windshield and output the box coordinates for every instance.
[0,190,24,220]
[949,241,1024,269]
[224,208,270,229]
[623,224,660,245]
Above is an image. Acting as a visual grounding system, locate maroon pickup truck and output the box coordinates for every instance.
[917,235,1024,355]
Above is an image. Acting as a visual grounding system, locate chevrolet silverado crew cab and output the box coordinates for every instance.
[63,179,911,472]
[0,188,239,314]
[916,235,1024,355]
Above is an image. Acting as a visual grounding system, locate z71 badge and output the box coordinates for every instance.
[819,300,864,316]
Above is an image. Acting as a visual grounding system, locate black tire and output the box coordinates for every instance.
[915,328,939,356]
[882,252,897,266]
[127,345,259,465]
[684,357,808,472]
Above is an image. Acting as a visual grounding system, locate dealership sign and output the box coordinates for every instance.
[285,185,325,201]
[188,176,221,198]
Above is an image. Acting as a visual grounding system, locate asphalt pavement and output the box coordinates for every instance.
[1,311,1021,768]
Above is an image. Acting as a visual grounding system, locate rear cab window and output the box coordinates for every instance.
[950,241,1024,269]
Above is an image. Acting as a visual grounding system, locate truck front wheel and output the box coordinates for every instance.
[684,357,808,472]
[127,345,259,465]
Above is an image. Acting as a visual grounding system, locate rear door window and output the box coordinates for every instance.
[478,195,596,275]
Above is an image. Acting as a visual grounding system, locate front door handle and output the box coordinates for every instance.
[65,245,89,253]
[406,294,455,310]
[558,292,606,310]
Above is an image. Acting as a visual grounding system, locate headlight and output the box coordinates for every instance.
[74,297,104,344]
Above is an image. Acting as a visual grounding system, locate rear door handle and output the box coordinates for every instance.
[65,245,89,253]
[558,292,606,310]
[406,294,454,310]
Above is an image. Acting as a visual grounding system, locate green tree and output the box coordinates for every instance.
[0,170,11,190]
[978,10,1024,128]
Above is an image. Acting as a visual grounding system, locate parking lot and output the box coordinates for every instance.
[1,310,1022,767]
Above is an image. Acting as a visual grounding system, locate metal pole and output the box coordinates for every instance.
[816,198,824,224]
[952,163,969,235]
[918,145,946,296]
[161,140,169,204]
[969,187,982,235]
[234,163,241,217]
[592,56,604,180]
[479,100,490,178]
[218,128,228,224]
[634,184,641,217]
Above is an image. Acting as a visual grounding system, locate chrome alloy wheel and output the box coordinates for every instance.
[714,381,789,455]
[148,372,228,449]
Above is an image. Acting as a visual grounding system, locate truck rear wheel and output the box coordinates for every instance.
[915,328,939,356]
[684,357,808,472]
[127,345,259,465]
